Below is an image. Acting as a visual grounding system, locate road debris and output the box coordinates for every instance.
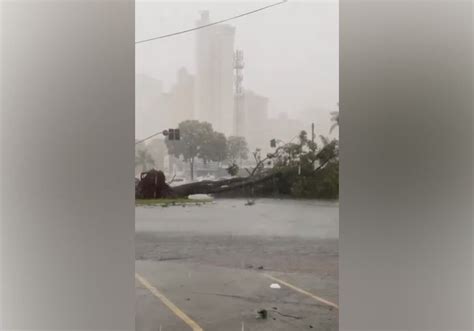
[270,309,303,320]
[158,256,189,261]
[256,309,268,319]
[189,194,212,201]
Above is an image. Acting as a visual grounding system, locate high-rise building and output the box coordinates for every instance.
[170,67,195,122]
[268,112,304,146]
[135,74,165,138]
[195,11,235,135]
[244,89,269,150]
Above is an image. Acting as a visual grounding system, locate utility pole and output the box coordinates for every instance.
[311,122,315,143]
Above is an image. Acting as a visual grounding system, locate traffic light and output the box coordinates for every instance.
[166,128,180,141]
[168,128,175,140]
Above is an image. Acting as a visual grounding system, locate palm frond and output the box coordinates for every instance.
[320,135,330,146]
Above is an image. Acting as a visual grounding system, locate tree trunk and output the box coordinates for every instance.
[171,171,277,198]
[136,156,335,199]
[190,157,194,181]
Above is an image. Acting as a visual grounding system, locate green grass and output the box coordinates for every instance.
[135,198,212,207]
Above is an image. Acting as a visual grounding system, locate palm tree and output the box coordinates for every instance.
[135,148,155,173]
[330,102,339,133]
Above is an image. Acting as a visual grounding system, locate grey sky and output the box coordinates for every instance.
[136,0,338,133]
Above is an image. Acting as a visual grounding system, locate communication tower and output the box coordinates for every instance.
[233,50,245,136]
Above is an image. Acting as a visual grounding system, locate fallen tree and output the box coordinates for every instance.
[136,132,339,199]
[135,169,278,199]
[171,171,278,197]
[135,169,175,199]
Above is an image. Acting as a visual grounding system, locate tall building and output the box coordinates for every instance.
[135,74,165,138]
[268,112,304,146]
[244,89,269,151]
[170,67,195,123]
[195,11,235,135]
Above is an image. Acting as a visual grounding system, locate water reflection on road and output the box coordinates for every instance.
[135,198,339,331]
[135,198,339,239]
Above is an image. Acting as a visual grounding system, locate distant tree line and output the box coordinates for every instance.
[164,120,249,180]
[135,120,250,180]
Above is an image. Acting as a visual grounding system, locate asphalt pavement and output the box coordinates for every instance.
[135,198,339,331]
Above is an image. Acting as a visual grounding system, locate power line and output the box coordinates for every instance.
[135,0,288,45]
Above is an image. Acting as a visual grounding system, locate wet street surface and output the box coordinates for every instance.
[136,199,339,331]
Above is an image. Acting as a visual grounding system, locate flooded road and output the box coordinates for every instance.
[136,198,339,331]
[136,198,339,238]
